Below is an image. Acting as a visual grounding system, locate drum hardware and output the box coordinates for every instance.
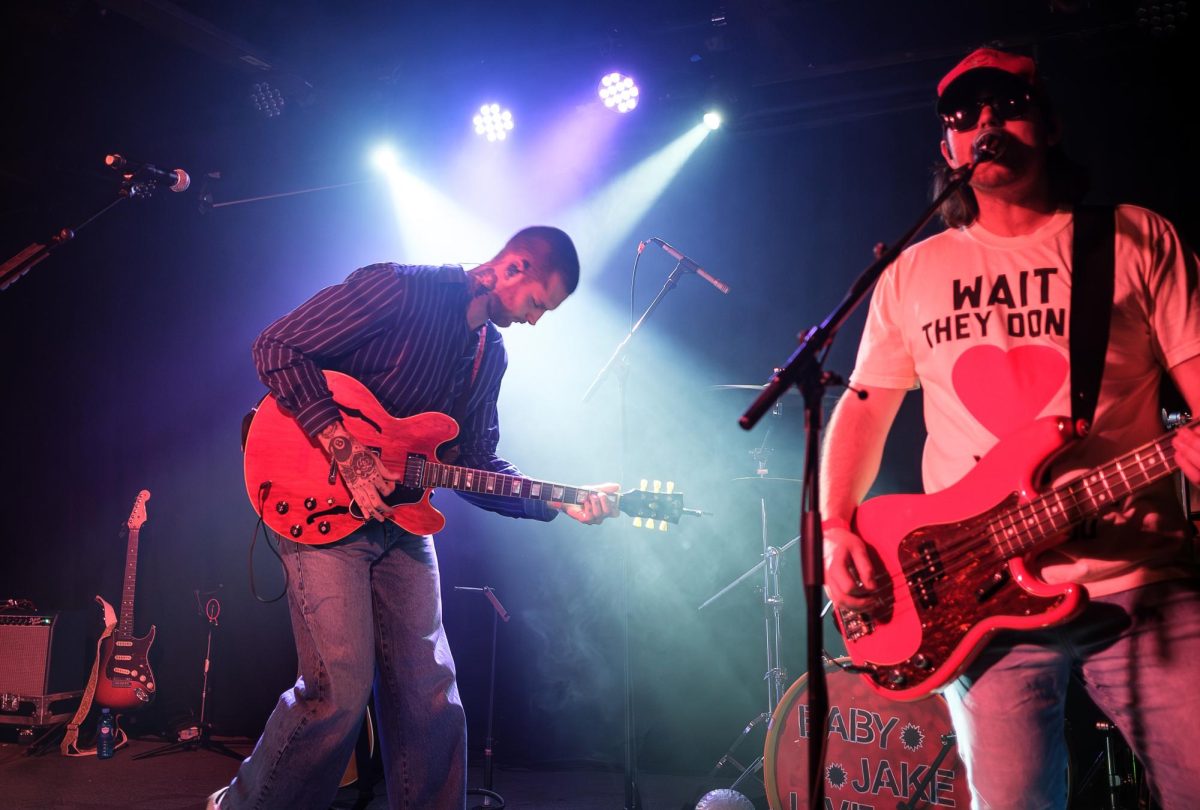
[763,659,967,810]
[1069,719,1146,810]
[700,404,801,791]
[896,732,957,810]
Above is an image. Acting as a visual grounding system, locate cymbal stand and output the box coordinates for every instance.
[705,492,792,787]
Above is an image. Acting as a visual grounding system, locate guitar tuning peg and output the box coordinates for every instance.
[665,481,675,494]
[652,480,662,493]
[639,478,648,491]
[633,517,643,528]
[645,519,656,530]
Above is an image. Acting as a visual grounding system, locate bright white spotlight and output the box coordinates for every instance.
[598,72,640,113]
[703,111,722,130]
[370,144,400,173]
[473,103,515,141]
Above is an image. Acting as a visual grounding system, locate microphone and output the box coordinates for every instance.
[645,237,730,294]
[105,153,191,192]
[971,131,1005,164]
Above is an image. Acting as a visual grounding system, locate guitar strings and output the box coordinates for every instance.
[839,434,1179,627]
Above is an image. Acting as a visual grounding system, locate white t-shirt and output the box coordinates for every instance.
[851,205,1200,596]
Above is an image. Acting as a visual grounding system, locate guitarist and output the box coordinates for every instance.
[209,226,615,810]
[820,47,1200,809]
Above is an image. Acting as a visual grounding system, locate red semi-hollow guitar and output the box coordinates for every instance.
[243,371,693,544]
[836,415,1191,701]
[96,490,157,711]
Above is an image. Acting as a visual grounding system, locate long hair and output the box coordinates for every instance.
[930,81,1090,229]
[931,144,1091,229]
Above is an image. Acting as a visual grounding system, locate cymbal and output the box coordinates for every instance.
[709,384,801,395]
[730,476,802,485]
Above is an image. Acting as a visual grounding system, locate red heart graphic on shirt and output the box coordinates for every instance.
[951,344,1068,439]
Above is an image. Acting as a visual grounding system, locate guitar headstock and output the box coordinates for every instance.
[127,490,151,531]
[621,479,684,531]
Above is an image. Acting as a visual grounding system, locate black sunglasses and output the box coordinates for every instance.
[939,86,1034,132]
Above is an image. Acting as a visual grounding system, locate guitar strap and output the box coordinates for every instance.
[439,326,488,465]
[61,596,127,756]
[1069,205,1116,432]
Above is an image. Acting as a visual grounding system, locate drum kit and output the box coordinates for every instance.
[699,383,1150,810]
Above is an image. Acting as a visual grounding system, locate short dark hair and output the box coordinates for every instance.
[501,226,580,294]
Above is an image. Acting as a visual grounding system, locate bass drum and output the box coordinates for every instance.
[764,659,968,810]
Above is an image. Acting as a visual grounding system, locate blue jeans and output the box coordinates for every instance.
[222,522,467,810]
[943,578,1200,810]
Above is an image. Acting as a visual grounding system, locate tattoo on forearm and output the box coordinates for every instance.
[329,435,353,462]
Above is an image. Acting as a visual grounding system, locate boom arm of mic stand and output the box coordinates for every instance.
[581,262,688,403]
[738,162,979,430]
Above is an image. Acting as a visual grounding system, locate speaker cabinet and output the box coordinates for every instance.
[0,611,88,726]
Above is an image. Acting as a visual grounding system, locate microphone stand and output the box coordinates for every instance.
[454,585,510,809]
[581,244,697,810]
[738,157,986,810]
[0,174,166,293]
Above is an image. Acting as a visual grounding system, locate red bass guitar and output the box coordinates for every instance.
[96,490,157,711]
[836,415,1190,701]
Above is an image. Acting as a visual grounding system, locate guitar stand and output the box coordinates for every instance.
[134,596,243,762]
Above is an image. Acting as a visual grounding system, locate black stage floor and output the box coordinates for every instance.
[0,733,742,810]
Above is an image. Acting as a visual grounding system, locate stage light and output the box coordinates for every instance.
[370,144,400,173]
[473,103,515,141]
[598,72,640,113]
[703,111,723,130]
[250,81,285,119]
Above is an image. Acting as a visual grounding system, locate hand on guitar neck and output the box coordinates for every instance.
[553,482,619,525]
[317,420,401,522]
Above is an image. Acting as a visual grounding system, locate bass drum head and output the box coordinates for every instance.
[764,659,968,810]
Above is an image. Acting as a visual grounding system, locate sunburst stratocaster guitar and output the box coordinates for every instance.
[96,490,157,711]
[836,415,1191,701]
[243,371,696,543]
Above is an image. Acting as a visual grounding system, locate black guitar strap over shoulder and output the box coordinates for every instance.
[1069,205,1116,432]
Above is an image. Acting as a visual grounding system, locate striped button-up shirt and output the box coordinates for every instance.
[252,262,555,521]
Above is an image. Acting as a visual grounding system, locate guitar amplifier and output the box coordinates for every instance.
[0,611,88,726]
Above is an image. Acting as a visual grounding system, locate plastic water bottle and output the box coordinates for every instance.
[97,708,115,759]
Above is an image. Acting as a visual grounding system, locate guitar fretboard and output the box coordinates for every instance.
[119,527,140,639]
[990,430,1181,558]
[407,456,597,507]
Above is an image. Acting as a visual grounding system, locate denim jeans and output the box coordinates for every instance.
[222,521,467,810]
[943,577,1200,810]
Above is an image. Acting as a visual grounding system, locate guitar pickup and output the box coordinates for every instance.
[976,567,1011,602]
[838,607,875,640]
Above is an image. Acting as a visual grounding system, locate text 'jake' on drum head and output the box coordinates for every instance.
[763,660,967,810]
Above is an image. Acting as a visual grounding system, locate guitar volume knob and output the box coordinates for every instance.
[887,669,908,686]
[318,521,331,534]
[290,525,303,538]
[304,497,317,510]
[275,501,289,515]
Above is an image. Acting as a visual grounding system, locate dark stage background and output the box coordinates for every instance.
[1,0,1196,778]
